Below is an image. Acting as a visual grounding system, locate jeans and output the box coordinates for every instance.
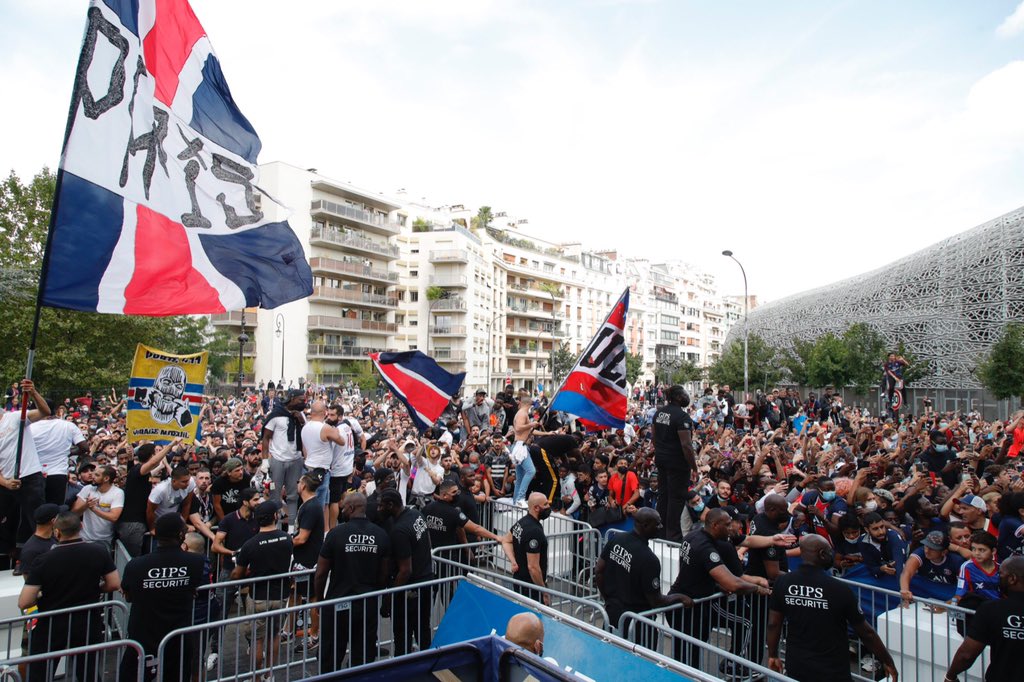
[0,472,44,547]
[269,457,304,523]
[307,468,331,507]
[512,455,536,504]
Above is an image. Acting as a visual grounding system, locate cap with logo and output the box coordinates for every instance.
[955,494,987,513]
[920,530,950,551]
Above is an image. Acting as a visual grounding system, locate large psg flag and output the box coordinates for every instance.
[41,0,312,315]
[370,351,466,432]
[549,289,629,429]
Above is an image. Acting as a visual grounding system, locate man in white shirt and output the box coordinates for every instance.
[32,401,87,505]
[72,464,124,548]
[325,404,354,529]
[261,389,307,522]
[301,401,348,528]
[402,439,444,509]
[146,466,196,532]
[0,380,50,554]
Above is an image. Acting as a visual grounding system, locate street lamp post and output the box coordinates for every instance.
[485,311,503,395]
[237,309,249,396]
[274,313,285,381]
[722,250,749,400]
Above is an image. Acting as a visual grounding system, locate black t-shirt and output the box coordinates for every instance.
[293,497,325,568]
[389,508,434,583]
[455,488,481,527]
[366,490,382,525]
[121,462,152,524]
[967,592,1024,682]
[211,474,252,516]
[19,534,56,577]
[236,530,293,600]
[27,539,116,611]
[217,510,260,568]
[511,514,548,584]
[122,546,205,652]
[769,565,865,679]
[718,537,745,576]
[599,531,662,624]
[535,435,577,464]
[746,513,788,578]
[423,499,468,549]
[671,528,727,598]
[320,516,391,598]
[653,404,692,469]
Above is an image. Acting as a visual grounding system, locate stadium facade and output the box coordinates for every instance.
[730,205,1024,390]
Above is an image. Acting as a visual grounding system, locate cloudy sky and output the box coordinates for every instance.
[3,1,1024,302]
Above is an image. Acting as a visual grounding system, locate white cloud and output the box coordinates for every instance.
[996,2,1024,38]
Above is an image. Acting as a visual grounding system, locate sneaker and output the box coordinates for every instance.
[860,655,879,672]
[295,635,318,653]
[278,630,294,644]
[515,499,528,508]
[206,653,219,672]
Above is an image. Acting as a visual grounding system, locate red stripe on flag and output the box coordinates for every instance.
[376,362,449,423]
[124,206,225,315]
[143,0,206,106]
[562,370,625,414]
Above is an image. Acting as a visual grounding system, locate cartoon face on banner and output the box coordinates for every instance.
[144,365,191,426]
[127,344,207,444]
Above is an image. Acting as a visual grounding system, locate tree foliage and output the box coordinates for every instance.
[550,343,576,386]
[979,323,1024,400]
[842,323,886,392]
[707,334,783,394]
[0,168,225,396]
[625,351,643,385]
[778,338,814,386]
[806,333,849,388]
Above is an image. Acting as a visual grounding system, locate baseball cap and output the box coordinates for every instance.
[222,457,243,473]
[254,500,282,523]
[955,494,987,513]
[286,388,305,400]
[34,503,67,524]
[921,530,950,551]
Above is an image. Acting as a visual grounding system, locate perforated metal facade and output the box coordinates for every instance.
[730,205,1024,389]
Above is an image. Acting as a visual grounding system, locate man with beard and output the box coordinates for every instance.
[212,488,262,582]
[366,468,396,526]
[211,457,251,521]
[652,386,697,541]
[746,494,793,668]
[117,441,177,557]
[378,489,434,655]
[500,492,552,605]
[423,481,498,560]
[31,400,87,505]
[187,468,217,543]
[325,403,354,529]
[262,389,307,523]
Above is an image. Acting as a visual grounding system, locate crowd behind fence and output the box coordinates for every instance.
[4,498,990,682]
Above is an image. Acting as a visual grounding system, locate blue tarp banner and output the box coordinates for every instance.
[842,564,956,624]
[433,582,690,682]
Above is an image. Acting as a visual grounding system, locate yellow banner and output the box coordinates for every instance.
[126,344,207,444]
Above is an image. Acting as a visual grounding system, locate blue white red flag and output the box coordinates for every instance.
[549,289,629,429]
[370,351,466,432]
[41,0,312,315]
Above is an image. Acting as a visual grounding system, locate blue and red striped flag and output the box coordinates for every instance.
[549,289,629,429]
[370,351,466,432]
[40,0,312,315]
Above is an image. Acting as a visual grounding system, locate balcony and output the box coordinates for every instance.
[506,323,561,340]
[506,301,553,319]
[433,349,467,362]
[429,249,469,264]
[309,256,397,285]
[308,315,397,335]
[310,226,400,260]
[211,311,256,328]
[428,275,469,288]
[430,297,468,312]
[309,286,398,309]
[429,325,467,336]
[310,199,402,236]
[507,281,565,300]
[507,345,535,356]
[307,344,387,359]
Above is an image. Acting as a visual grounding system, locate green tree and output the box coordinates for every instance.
[778,338,814,386]
[806,333,850,388]
[625,351,643,385]
[670,359,704,386]
[412,217,431,232]
[470,206,493,231]
[1,167,54,270]
[842,323,886,392]
[978,323,1024,400]
[895,340,932,385]
[550,343,576,386]
[426,286,445,302]
[707,334,783,392]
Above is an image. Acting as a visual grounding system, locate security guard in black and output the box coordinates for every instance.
[652,385,695,541]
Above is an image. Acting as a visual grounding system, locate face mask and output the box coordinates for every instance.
[538,508,552,520]
[864,500,878,512]
[617,466,628,475]
[718,494,729,501]
[692,502,705,513]
[821,491,836,502]
[939,422,948,429]
[934,444,949,453]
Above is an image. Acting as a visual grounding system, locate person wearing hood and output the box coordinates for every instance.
[921,429,960,489]
[261,389,307,523]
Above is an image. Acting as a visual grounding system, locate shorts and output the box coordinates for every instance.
[510,441,529,466]
[246,598,287,640]
[329,475,347,504]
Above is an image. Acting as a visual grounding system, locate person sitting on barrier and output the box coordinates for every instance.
[858,511,908,579]
[668,508,770,667]
[500,491,552,606]
[504,612,545,658]
[119,513,206,682]
[596,507,693,633]
[767,534,898,682]
[900,529,965,607]
[945,555,1024,682]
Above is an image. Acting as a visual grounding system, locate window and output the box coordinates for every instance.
[411,291,419,302]
[410,270,418,277]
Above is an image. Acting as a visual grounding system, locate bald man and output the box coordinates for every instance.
[301,400,349,514]
[504,612,545,657]
[767,535,897,682]
[500,492,552,605]
[945,555,1024,682]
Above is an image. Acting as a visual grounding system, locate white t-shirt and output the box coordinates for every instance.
[410,457,443,496]
[0,411,41,478]
[301,421,334,470]
[330,422,354,477]
[148,477,196,519]
[78,484,124,544]
[32,419,86,476]
[265,415,303,462]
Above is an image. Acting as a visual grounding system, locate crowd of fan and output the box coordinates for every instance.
[3,378,1024,680]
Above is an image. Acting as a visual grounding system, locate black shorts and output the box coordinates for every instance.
[329,475,347,504]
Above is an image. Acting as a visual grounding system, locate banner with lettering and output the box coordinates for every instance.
[126,343,207,443]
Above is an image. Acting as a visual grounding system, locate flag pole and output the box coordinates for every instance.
[542,287,630,422]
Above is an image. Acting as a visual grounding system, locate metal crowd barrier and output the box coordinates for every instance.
[0,639,145,682]
[0,600,129,678]
[431,539,609,629]
[157,574,465,681]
